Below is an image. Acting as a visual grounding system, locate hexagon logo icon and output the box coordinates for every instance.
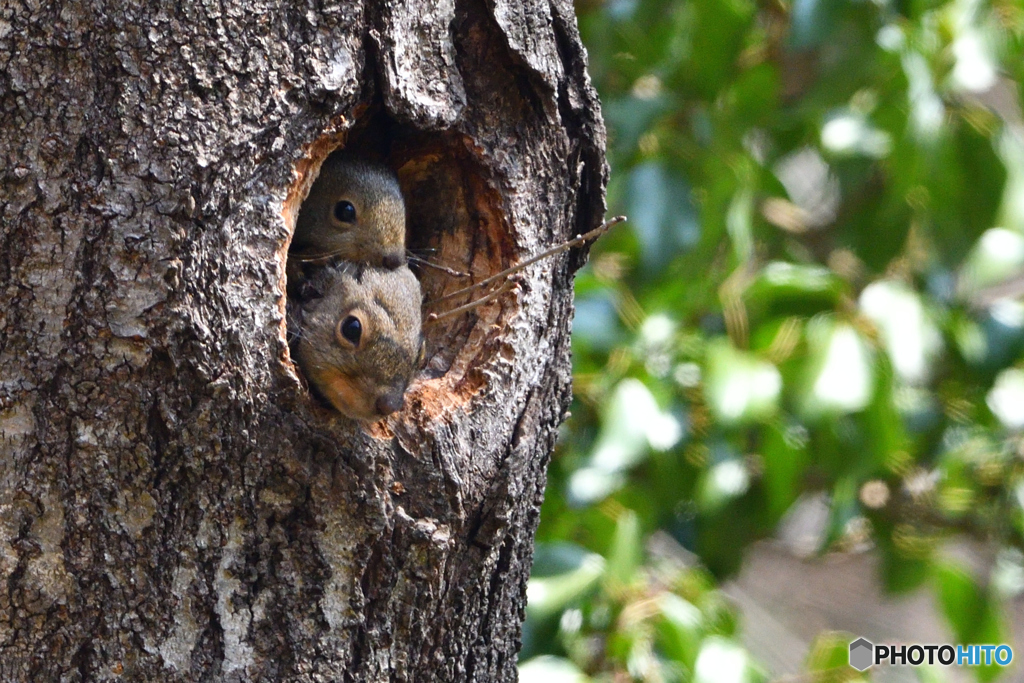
[849,637,874,671]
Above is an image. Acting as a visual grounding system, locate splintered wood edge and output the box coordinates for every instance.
[275,126,350,371]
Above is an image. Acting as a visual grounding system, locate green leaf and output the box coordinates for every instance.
[704,340,782,425]
[744,262,847,319]
[605,510,643,589]
[931,561,1008,682]
[657,593,704,670]
[527,544,605,621]
[686,0,756,96]
[804,631,866,683]
[761,423,809,523]
[875,523,931,594]
[797,318,874,418]
[518,656,591,683]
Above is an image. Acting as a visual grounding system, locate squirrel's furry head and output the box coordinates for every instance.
[291,154,407,269]
[292,262,423,422]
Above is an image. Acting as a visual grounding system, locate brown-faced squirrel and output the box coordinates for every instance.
[289,262,423,422]
[287,154,423,422]
[290,154,407,270]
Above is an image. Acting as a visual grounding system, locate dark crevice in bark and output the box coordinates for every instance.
[147,384,173,488]
[551,9,609,268]
[465,527,517,680]
[71,634,94,680]
[351,532,392,674]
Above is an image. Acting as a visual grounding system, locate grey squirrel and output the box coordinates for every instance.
[290,154,407,270]
[289,262,423,421]
[288,155,422,422]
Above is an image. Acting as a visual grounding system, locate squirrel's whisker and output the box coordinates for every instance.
[291,249,345,263]
[425,216,625,308]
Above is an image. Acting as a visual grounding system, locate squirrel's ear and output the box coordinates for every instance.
[297,278,323,303]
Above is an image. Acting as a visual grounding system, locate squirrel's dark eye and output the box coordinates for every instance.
[333,200,357,223]
[338,315,362,346]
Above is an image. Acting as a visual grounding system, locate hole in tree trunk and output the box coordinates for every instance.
[281,116,516,425]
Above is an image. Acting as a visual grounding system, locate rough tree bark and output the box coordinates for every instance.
[0,0,606,680]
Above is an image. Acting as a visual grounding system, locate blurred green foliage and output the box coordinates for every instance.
[521,0,1024,680]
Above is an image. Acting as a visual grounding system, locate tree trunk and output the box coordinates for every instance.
[0,0,606,679]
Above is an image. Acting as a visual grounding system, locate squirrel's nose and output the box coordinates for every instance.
[376,392,405,416]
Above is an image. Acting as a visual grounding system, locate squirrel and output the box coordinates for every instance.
[290,153,407,271]
[289,261,424,422]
